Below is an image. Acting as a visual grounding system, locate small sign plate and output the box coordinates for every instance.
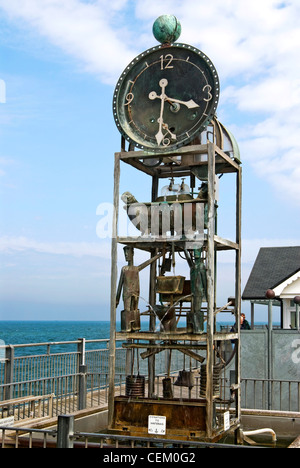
[148,415,166,435]
[224,411,230,431]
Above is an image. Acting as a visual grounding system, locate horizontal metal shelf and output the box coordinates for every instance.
[116,331,238,342]
[117,234,239,252]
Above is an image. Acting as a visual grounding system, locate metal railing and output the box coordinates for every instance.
[0,338,199,420]
[0,414,254,449]
[241,378,300,412]
[0,338,299,420]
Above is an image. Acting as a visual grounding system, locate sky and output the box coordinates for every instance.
[0,0,299,322]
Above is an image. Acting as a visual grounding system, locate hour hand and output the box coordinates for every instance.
[166,96,199,109]
[149,91,199,109]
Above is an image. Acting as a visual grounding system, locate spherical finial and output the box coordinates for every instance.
[153,15,181,44]
[294,296,300,305]
[266,289,276,299]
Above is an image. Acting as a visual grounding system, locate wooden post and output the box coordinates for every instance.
[235,166,242,441]
[49,394,54,418]
[206,142,216,438]
[108,153,120,428]
[148,174,159,397]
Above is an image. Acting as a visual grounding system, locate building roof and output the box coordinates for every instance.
[242,246,300,300]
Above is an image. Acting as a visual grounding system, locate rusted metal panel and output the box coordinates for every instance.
[111,397,207,437]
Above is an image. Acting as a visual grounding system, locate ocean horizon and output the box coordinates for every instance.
[0,319,276,348]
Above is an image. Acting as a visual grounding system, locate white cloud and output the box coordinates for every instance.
[0,0,137,83]
[0,235,112,259]
[1,0,300,205]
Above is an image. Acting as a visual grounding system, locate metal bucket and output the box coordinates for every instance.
[125,375,145,398]
[156,276,185,294]
[162,377,173,399]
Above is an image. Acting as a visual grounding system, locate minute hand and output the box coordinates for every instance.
[166,96,199,109]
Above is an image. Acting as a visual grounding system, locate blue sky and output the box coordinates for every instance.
[0,0,299,322]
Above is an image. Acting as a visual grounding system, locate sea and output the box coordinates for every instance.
[0,319,230,357]
[0,321,113,357]
[0,319,232,345]
[0,320,274,379]
[0,321,112,346]
[0,319,274,357]
[0,319,274,342]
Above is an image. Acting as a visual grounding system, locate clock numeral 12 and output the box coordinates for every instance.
[160,54,174,70]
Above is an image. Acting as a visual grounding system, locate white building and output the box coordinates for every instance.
[242,246,300,329]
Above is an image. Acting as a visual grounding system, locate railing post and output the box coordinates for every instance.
[77,338,87,410]
[57,415,74,448]
[77,338,86,368]
[4,346,14,401]
[78,364,87,410]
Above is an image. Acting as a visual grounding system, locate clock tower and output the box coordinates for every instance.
[108,15,242,444]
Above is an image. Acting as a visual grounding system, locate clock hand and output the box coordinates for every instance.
[149,79,178,146]
[149,79,169,145]
[149,87,199,109]
[156,118,164,145]
[165,96,199,109]
[149,90,199,109]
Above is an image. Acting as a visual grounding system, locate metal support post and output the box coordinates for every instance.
[206,142,216,438]
[77,338,86,367]
[78,364,87,410]
[268,299,273,410]
[57,415,74,448]
[234,167,242,442]
[77,338,87,410]
[148,174,159,398]
[4,346,14,402]
[251,301,255,329]
[108,153,120,428]
[296,303,299,331]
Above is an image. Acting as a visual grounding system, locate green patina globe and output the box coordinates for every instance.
[152,15,181,44]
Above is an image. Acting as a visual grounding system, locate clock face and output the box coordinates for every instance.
[113,43,220,153]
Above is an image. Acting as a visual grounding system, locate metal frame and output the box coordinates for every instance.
[108,141,242,442]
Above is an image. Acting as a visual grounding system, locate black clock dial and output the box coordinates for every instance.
[113,43,219,152]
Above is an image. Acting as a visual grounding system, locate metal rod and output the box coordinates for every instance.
[268,300,273,410]
[235,166,242,440]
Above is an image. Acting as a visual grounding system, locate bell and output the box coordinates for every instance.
[162,377,173,399]
[174,370,195,388]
